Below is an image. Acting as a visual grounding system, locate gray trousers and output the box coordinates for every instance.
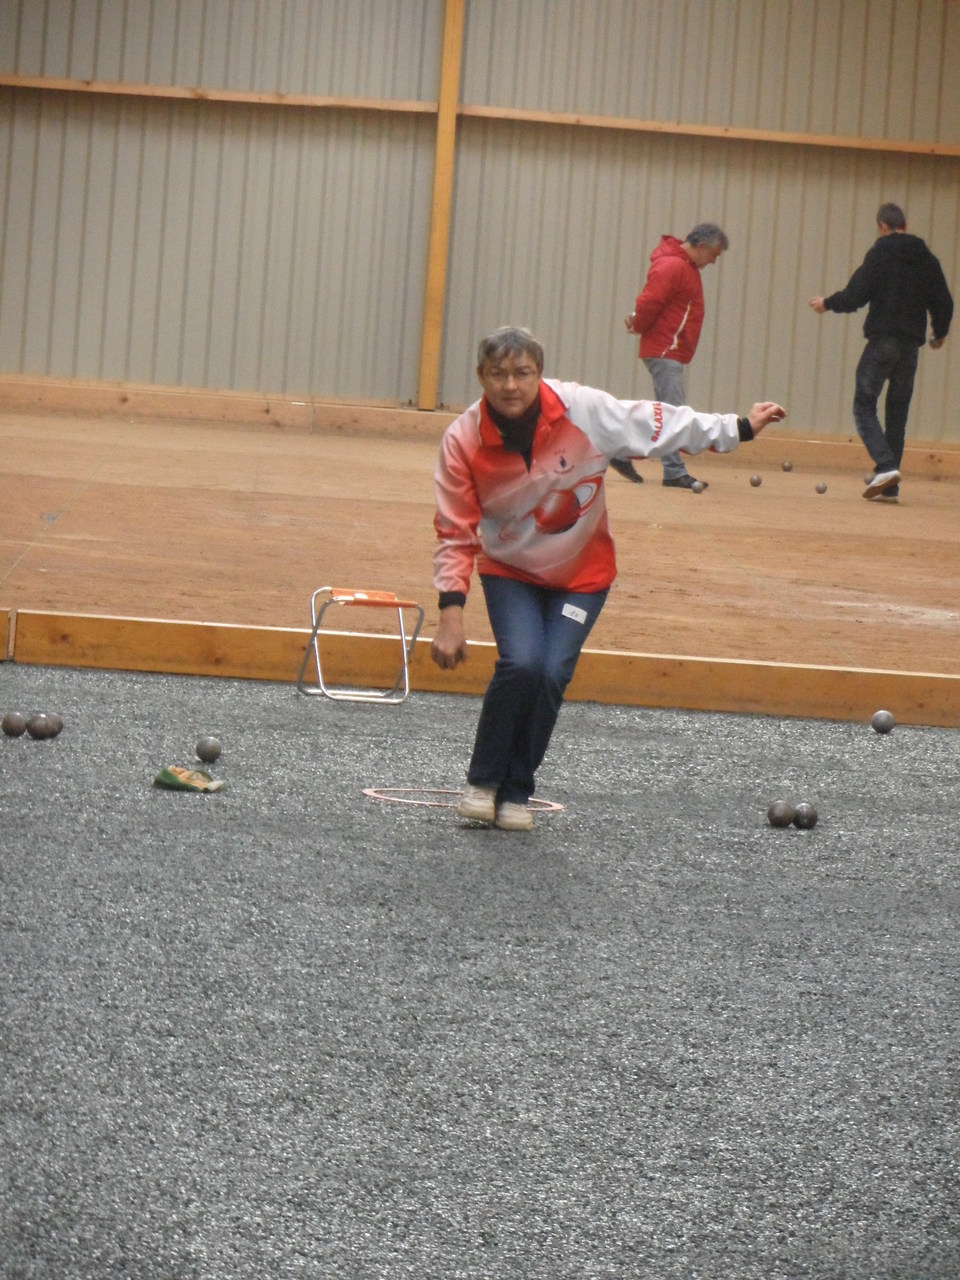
[642,356,689,480]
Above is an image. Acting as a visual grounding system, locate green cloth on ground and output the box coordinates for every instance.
[153,766,226,793]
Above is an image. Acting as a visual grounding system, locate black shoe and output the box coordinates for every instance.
[609,458,644,483]
[662,474,707,490]
[873,484,899,503]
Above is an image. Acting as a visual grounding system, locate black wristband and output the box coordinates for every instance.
[438,591,466,610]
[737,416,754,441]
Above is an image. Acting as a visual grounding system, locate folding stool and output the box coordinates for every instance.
[296,586,425,703]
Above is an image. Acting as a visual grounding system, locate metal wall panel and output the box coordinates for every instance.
[0,0,444,100]
[0,89,436,398]
[460,0,960,144]
[1,1,957,441]
[439,118,959,443]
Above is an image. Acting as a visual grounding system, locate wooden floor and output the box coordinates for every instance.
[2,408,959,724]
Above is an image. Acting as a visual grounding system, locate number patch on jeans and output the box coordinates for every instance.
[562,603,588,624]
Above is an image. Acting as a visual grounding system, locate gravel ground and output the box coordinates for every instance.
[2,664,958,1279]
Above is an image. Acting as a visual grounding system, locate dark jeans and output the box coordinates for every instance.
[853,336,920,472]
[467,575,608,805]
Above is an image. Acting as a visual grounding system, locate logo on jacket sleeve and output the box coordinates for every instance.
[651,401,664,442]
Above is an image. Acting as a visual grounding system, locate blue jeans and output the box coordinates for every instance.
[467,576,609,805]
[853,336,920,472]
[642,357,688,479]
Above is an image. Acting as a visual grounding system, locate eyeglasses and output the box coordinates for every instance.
[484,366,540,385]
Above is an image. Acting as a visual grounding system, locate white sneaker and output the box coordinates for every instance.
[495,801,534,832]
[457,784,496,823]
[863,469,901,499]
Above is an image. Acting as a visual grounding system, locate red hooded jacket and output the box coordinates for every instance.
[633,236,705,364]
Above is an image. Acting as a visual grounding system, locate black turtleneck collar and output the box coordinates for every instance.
[486,393,541,468]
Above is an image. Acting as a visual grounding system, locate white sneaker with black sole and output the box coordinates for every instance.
[863,469,901,499]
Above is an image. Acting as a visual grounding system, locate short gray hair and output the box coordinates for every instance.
[686,222,729,250]
[877,202,906,231]
[476,325,544,372]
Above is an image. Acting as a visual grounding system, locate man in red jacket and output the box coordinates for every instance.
[617,223,729,489]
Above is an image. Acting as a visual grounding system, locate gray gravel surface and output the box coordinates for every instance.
[1,664,958,1279]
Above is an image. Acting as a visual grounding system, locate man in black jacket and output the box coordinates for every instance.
[809,202,953,502]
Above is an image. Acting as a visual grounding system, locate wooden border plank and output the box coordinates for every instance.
[458,104,960,159]
[0,373,455,438]
[5,374,960,466]
[5,73,958,160]
[12,612,308,682]
[566,649,960,728]
[10,611,960,728]
[0,74,434,114]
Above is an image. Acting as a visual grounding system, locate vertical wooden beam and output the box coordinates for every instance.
[417,0,465,410]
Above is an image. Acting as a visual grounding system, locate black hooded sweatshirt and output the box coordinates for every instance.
[824,232,953,346]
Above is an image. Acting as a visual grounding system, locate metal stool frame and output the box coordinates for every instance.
[296,586,425,703]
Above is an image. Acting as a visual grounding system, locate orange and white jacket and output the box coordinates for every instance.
[433,378,743,599]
